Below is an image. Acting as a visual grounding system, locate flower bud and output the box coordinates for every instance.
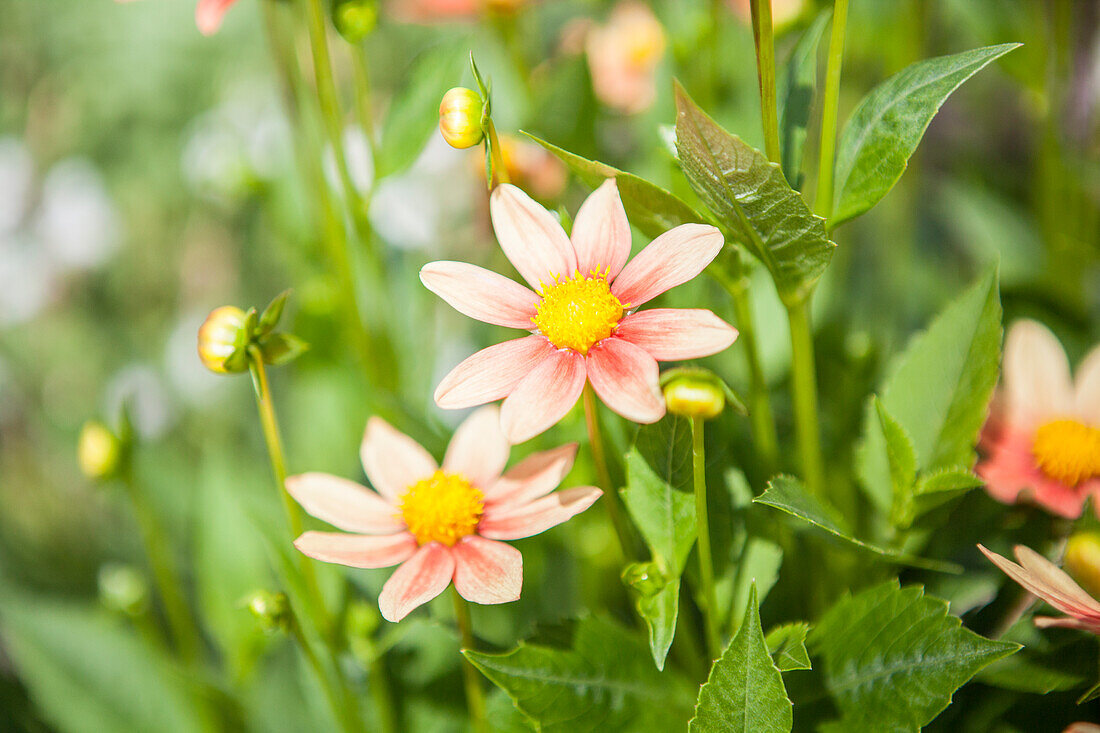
[78,420,123,480]
[663,377,725,420]
[333,0,378,43]
[1064,532,1100,598]
[246,590,291,634]
[197,305,248,374]
[438,87,485,149]
[98,563,149,617]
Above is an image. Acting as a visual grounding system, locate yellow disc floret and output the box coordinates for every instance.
[1032,419,1100,487]
[532,270,625,354]
[399,470,485,546]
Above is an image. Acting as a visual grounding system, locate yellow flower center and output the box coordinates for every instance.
[532,270,625,354]
[399,470,485,546]
[1032,419,1100,487]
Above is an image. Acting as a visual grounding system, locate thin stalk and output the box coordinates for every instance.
[582,383,633,560]
[290,616,361,733]
[691,417,721,660]
[813,0,849,219]
[486,119,511,186]
[122,471,203,664]
[786,301,825,497]
[451,589,488,733]
[348,44,378,168]
[750,0,781,163]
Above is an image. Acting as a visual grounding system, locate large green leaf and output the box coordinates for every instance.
[525,132,706,239]
[754,476,958,572]
[674,83,836,306]
[856,268,1002,513]
[808,582,1019,731]
[465,617,695,732]
[765,623,812,673]
[831,43,1020,226]
[690,585,793,732]
[621,448,697,576]
[778,9,831,188]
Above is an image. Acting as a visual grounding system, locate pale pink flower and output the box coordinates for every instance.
[584,2,667,114]
[287,406,601,622]
[420,180,736,443]
[388,0,525,22]
[979,544,1100,635]
[114,0,240,36]
[977,320,1100,518]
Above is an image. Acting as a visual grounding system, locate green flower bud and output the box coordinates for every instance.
[663,377,725,420]
[78,420,123,480]
[439,87,485,149]
[332,0,377,43]
[246,590,291,634]
[98,563,149,616]
[1065,532,1100,599]
[197,305,249,374]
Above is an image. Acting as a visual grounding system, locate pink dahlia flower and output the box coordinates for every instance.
[979,544,1100,635]
[420,180,737,443]
[584,2,667,115]
[977,320,1100,518]
[287,406,601,622]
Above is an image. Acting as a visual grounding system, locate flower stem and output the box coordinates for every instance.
[750,0,781,164]
[786,300,825,497]
[813,0,849,219]
[691,417,721,660]
[582,383,634,560]
[451,589,488,733]
[487,119,511,187]
[289,615,362,733]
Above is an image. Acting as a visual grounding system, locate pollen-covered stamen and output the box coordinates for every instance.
[532,268,626,354]
[399,470,485,546]
[1032,419,1100,487]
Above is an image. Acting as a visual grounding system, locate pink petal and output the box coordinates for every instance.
[435,336,556,410]
[500,349,587,443]
[571,179,632,281]
[611,223,723,307]
[490,184,577,291]
[978,544,1100,621]
[1003,320,1074,427]
[977,428,1085,518]
[1034,616,1100,634]
[1075,343,1100,425]
[294,531,418,569]
[451,536,522,605]
[586,338,664,424]
[484,443,578,505]
[443,405,511,487]
[1013,545,1100,616]
[419,261,539,330]
[196,0,237,35]
[480,486,602,540]
[378,542,456,622]
[615,308,738,361]
[285,473,404,534]
[360,417,438,501]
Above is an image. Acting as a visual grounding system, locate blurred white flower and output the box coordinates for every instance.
[34,158,121,270]
[0,137,33,236]
[104,365,175,439]
[0,233,59,326]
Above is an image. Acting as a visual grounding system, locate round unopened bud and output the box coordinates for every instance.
[197,305,248,374]
[98,563,149,616]
[1065,532,1100,599]
[663,377,725,420]
[78,420,123,480]
[247,590,291,633]
[333,0,378,43]
[439,88,485,149]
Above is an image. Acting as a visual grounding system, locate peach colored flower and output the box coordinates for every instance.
[114,0,240,35]
[979,544,1100,635]
[977,320,1100,518]
[585,2,666,114]
[420,180,736,443]
[287,406,600,622]
[467,135,567,201]
[388,0,524,22]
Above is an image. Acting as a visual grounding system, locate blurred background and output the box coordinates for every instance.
[1,0,1098,730]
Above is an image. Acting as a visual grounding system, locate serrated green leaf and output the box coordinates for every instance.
[808,581,1019,731]
[690,585,792,733]
[674,83,835,306]
[621,449,697,576]
[524,132,707,239]
[915,466,984,496]
[857,268,1002,514]
[875,397,917,498]
[464,617,695,733]
[832,43,1020,226]
[765,622,812,672]
[622,563,679,671]
[778,9,831,188]
[754,476,958,572]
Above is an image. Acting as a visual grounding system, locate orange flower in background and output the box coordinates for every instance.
[979,544,1100,635]
[585,2,666,114]
[288,406,600,622]
[468,135,567,201]
[421,180,736,443]
[977,320,1100,518]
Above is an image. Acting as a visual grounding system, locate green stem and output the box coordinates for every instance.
[691,417,721,660]
[451,589,488,733]
[348,44,378,169]
[750,0,781,163]
[290,616,361,733]
[813,0,849,219]
[486,119,511,187]
[582,383,633,560]
[786,300,825,497]
[122,471,203,664]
